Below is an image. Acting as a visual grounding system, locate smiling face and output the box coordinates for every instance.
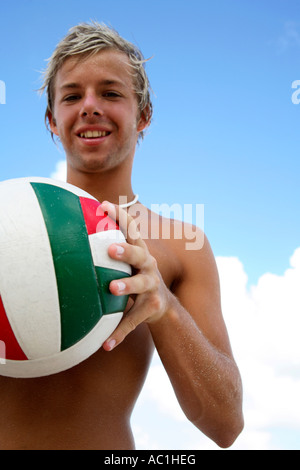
[48,49,149,177]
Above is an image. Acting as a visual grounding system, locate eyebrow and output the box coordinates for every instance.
[59,79,127,91]
[59,82,79,90]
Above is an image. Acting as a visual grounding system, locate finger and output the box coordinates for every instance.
[109,272,158,296]
[101,201,144,247]
[100,201,128,239]
[108,242,149,270]
[102,297,153,351]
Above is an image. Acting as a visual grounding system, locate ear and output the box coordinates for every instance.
[47,110,59,137]
[137,105,152,133]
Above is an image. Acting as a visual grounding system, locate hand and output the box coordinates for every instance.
[100,201,171,351]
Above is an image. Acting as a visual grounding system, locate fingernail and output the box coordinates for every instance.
[106,339,116,351]
[117,281,126,293]
[115,245,125,255]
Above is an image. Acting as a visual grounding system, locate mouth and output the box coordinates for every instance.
[78,130,111,139]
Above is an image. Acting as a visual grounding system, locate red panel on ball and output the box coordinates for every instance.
[0,296,28,361]
[79,197,119,235]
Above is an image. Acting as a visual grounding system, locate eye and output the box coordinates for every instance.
[63,94,81,102]
[103,91,121,99]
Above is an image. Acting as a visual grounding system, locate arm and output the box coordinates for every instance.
[147,235,244,448]
[101,202,244,448]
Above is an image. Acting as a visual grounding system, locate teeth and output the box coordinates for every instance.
[80,131,109,138]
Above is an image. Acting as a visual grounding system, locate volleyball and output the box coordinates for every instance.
[0,177,131,378]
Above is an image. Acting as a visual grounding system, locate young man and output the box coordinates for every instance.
[0,22,243,450]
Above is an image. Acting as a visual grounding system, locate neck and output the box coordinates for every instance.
[66,164,135,205]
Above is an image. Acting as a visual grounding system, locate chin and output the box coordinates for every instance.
[67,145,130,173]
[73,158,123,175]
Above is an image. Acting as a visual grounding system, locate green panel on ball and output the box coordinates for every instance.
[95,267,130,315]
[31,183,103,351]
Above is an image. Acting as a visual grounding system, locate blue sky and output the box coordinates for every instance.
[0,0,299,285]
[0,0,300,450]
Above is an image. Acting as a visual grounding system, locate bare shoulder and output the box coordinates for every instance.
[135,204,218,290]
[137,207,231,354]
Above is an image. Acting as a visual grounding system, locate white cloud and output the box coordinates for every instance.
[133,247,300,450]
[131,424,160,450]
[217,249,300,447]
[50,160,66,182]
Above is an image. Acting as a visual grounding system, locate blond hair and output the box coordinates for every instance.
[39,21,153,141]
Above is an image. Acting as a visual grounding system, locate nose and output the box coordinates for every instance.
[80,92,103,117]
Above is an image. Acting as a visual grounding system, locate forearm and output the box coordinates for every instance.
[101,203,243,446]
[148,294,244,448]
